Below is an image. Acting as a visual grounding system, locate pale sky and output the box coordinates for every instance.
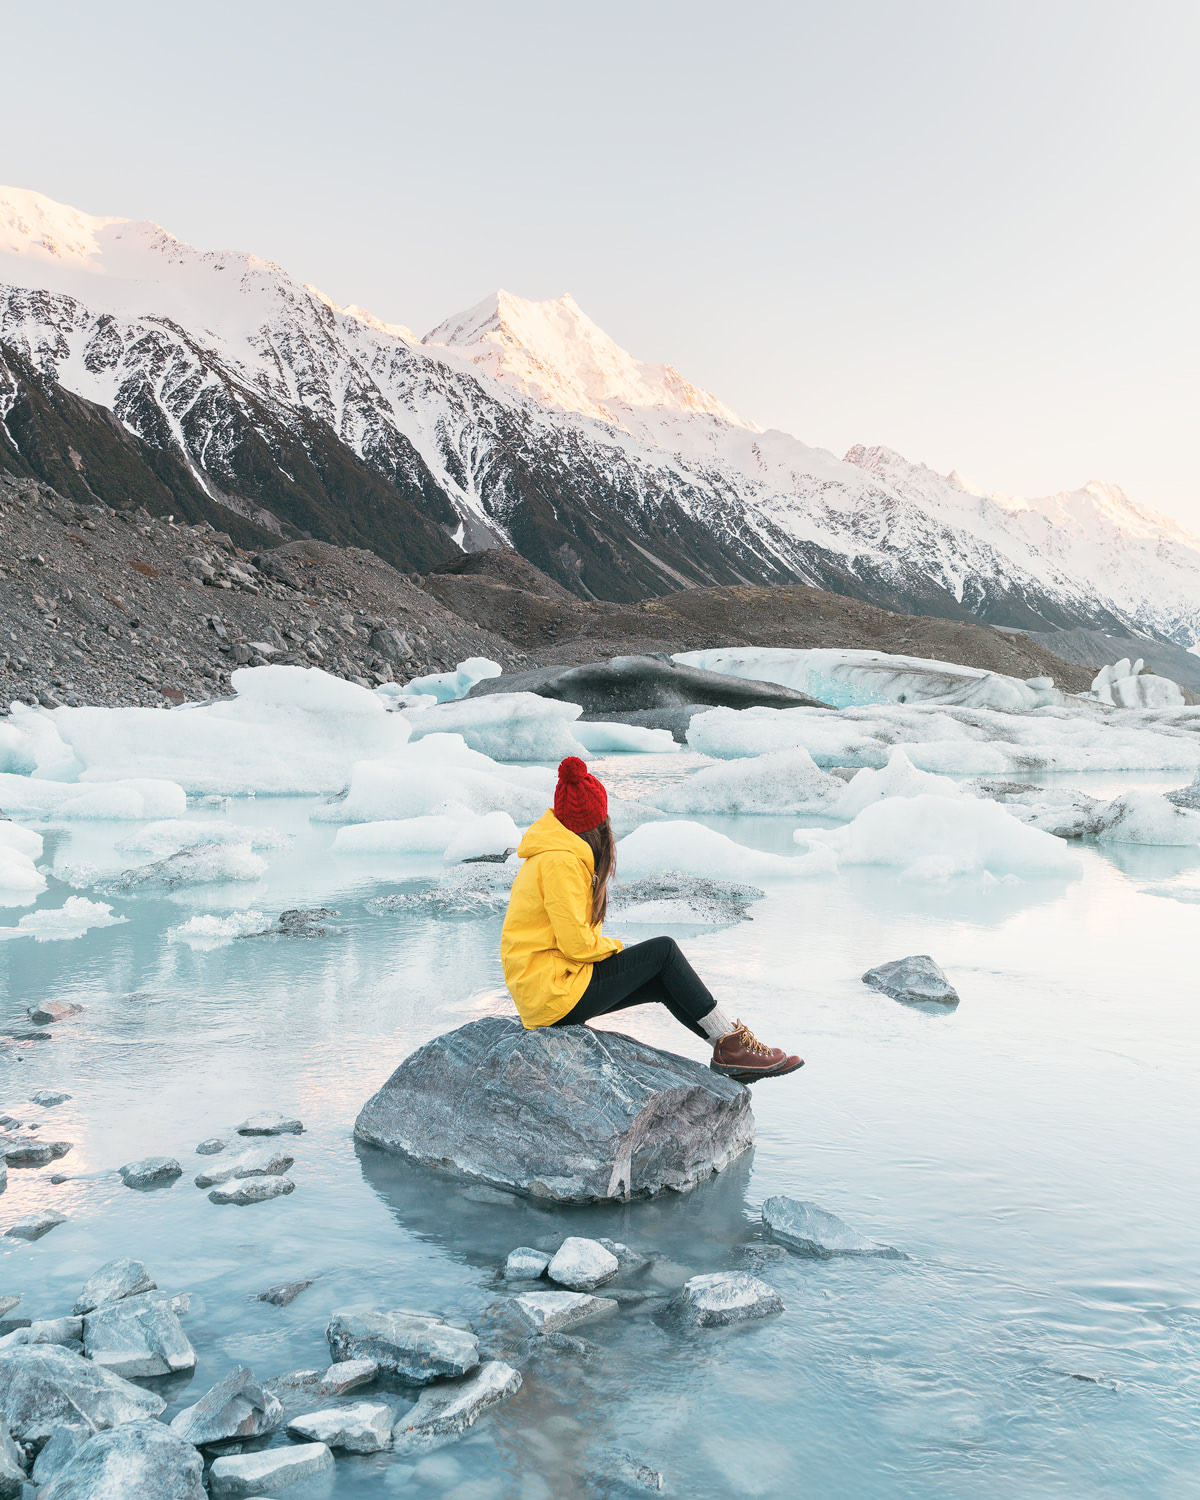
[5,0,1199,525]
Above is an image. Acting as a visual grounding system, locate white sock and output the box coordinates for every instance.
[699,1006,737,1042]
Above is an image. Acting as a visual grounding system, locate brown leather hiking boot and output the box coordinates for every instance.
[710,1021,803,1082]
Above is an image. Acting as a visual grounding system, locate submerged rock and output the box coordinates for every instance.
[288,1400,393,1452]
[169,1364,283,1445]
[118,1156,182,1190]
[26,1002,83,1026]
[207,1442,333,1498]
[587,1447,665,1494]
[256,1278,314,1307]
[208,1175,295,1206]
[30,1090,70,1107]
[663,1273,784,1329]
[74,1254,156,1314]
[235,1110,305,1136]
[194,1143,294,1188]
[354,1017,753,1203]
[862,954,960,1007]
[0,1343,165,1442]
[6,1209,66,1240]
[598,1238,651,1274]
[392,1360,521,1453]
[503,1247,550,1280]
[38,1419,204,1500]
[327,1308,478,1384]
[511,1291,618,1335]
[81,1291,196,1377]
[762,1197,904,1259]
[547,1238,619,1292]
[195,1137,226,1155]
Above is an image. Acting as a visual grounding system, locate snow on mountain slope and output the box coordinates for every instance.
[2,186,1197,642]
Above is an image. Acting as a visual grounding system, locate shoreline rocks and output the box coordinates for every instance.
[327,1308,479,1385]
[354,1017,754,1203]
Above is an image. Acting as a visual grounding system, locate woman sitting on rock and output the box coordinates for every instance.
[500,756,802,1082]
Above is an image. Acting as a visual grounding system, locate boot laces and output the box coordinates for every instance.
[734,1021,771,1056]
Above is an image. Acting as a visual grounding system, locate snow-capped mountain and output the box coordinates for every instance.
[2,185,1198,643]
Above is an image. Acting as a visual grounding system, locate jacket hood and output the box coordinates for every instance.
[517,809,593,868]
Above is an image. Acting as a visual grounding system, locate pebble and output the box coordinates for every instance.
[208,1176,295,1206]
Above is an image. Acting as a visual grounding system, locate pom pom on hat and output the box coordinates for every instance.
[554,755,608,834]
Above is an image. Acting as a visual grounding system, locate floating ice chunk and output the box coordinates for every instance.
[829,748,965,819]
[618,821,833,883]
[116,820,288,858]
[332,810,521,862]
[0,773,187,820]
[48,666,413,795]
[675,646,1059,711]
[98,843,268,891]
[798,794,1082,881]
[656,749,840,815]
[404,693,586,762]
[0,825,47,907]
[169,911,270,948]
[316,747,553,826]
[398,657,503,703]
[443,812,522,863]
[0,896,127,942]
[1085,790,1200,845]
[572,721,680,755]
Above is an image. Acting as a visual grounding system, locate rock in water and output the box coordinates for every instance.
[26,1002,83,1026]
[510,1292,618,1335]
[354,1017,753,1203]
[5,1210,66,1241]
[81,1291,196,1377]
[317,1357,378,1396]
[547,1238,619,1292]
[392,1361,522,1453]
[208,1176,295,1206]
[0,1430,23,1498]
[194,1143,294,1188]
[663,1273,784,1329]
[169,1364,283,1445]
[235,1110,304,1136]
[195,1137,226,1155]
[36,1420,204,1500]
[118,1157,182,1190]
[288,1400,393,1452]
[30,1423,88,1486]
[762,1197,903,1259]
[256,1278,314,1307]
[862,954,959,1006]
[73,1258,157,1314]
[503,1247,550,1280]
[327,1308,479,1384]
[207,1442,333,1498]
[30,1090,70,1107]
[0,1343,165,1443]
[598,1238,651,1274]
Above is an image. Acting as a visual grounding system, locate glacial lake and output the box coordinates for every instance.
[2,758,1198,1498]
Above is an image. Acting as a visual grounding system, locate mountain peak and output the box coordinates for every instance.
[424,288,748,431]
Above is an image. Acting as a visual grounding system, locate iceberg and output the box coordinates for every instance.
[0,773,187,820]
[828,748,966,819]
[675,647,1061,712]
[333,810,520,862]
[617,820,834,883]
[1091,659,1186,709]
[0,823,46,907]
[797,793,1082,881]
[655,749,840,815]
[572,721,680,755]
[396,657,502,704]
[403,692,586,762]
[1084,790,1200,845]
[314,745,553,826]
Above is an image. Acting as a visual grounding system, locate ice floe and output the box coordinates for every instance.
[618,820,833,882]
[333,810,520,862]
[655,748,840,815]
[0,773,186,820]
[0,822,45,906]
[169,911,271,949]
[0,896,126,942]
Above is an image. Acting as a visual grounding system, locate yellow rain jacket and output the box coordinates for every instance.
[501,809,622,1028]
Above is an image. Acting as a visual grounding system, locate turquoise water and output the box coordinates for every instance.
[1,767,1198,1497]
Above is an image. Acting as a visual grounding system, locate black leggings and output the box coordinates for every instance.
[553,936,717,1040]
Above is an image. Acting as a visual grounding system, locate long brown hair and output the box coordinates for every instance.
[578,817,615,926]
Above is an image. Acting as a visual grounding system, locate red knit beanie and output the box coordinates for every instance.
[553,756,608,835]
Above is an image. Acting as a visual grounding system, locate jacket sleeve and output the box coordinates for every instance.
[540,854,622,964]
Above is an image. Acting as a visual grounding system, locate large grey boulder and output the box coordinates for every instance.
[663,1272,783,1329]
[38,1420,204,1500]
[392,1360,522,1453]
[82,1291,196,1377]
[169,1364,283,1445]
[354,1018,754,1203]
[762,1197,903,1259]
[862,955,959,1007]
[73,1257,157,1314]
[0,1343,165,1443]
[327,1308,479,1385]
[207,1442,333,1498]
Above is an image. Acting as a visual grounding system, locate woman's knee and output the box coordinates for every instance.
[649,935,681,965]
